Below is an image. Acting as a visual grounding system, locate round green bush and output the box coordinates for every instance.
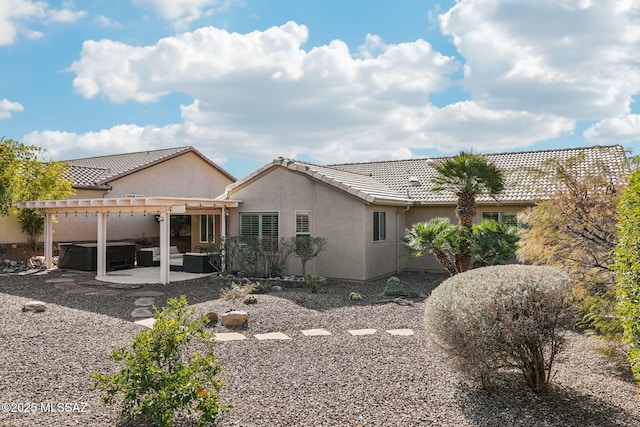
[424,265,573,392]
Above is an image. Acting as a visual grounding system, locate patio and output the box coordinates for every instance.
[95,266,214,284]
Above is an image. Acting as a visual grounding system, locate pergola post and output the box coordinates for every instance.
[220,206,226,272]
[96,212,107,277]
[43,212,54,269]
[159,211,171,285]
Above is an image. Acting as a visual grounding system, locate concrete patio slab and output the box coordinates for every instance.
[254,332,292,341]
[386,329,414,336]
[214,332,247,342]
[301,328,332,337]
[348,329,377,336]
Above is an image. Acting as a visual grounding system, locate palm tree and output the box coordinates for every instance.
[431,151,504,228]
[402,217,467,275]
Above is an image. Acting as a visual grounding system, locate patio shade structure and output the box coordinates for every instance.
[16,197,239,284]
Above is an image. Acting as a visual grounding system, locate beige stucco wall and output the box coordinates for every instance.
[227,167,369,280]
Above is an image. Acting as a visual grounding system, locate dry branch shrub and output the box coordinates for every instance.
[424,265,573,392]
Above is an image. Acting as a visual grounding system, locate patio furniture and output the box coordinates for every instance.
[182,252,216,273]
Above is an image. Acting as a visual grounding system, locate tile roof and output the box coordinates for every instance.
[64,146,235,188]
[228,145,628,205]
[327,145,629,204]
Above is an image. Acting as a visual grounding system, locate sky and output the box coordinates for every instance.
[2,0,640,180]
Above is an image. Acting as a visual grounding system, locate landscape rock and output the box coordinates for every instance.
[220,310,248,326]
[22,301,47,313]
[206,312,218,324]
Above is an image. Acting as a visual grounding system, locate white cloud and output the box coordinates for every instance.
[0,0,85,45]
[61,19,590,167]
[0,98,25,119]
[57,3,640,169]
[584,114,640,143]
[439,0,640,120]
[133,0,236,31]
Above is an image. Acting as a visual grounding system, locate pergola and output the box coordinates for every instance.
[17,197,239,284]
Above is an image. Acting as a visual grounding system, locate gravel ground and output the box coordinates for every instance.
[0,269,639,427]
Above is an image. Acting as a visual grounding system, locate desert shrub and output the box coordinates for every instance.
[92,296,229,426]
[305,273,322,293]
[220,282,256,300]
[221,236,295,277]
[613,168,640,382]
[424,265,573,392]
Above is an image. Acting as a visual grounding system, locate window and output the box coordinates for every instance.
[482,211,518,227]
[373,211,386,241]
[240,212,279,251]
[200,215,215,243]
[296,211,310,237]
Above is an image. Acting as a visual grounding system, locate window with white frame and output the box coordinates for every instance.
[240,212,279,250]
[482,211,518,227]
[373,211,386,241]
[200,214,215,243]
[296,211,310,237]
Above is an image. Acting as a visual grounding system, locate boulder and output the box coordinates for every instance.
[220,310,248,327]
[206,312,218,324]
[22,301,47,313]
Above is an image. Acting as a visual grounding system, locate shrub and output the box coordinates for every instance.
[92,296,229,426]
[613,168,640,382]
[424,265,573,392]
[220,282,256,300]
[305,273,322,293]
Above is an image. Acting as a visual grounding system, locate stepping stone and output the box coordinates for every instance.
[65,287,97,294]
[126,290,165,297]
[107,283,142,290]
[134,297,156,307]
[46,278,75,283]
[80,280,110,286]
[348,329,377,336]
[214,332,247,342]
[134,318,156,329]
[86,289,121,296]
[33,271,49,276]
[254,332,292,341]
[386,329,414,336]
[301,328,332,337]
[131,307,154,318]
[54,283,81,290]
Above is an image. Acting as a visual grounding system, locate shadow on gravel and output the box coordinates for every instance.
[456,376,639,427]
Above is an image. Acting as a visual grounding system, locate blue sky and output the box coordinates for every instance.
[2,0,640,180]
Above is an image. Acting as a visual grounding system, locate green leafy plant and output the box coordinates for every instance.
[243,295,258,304]
[403,218,519,275]
[305,273,322,293]
[424,265,573,392]
[91,296,229,426]
[349,292,362,301]
[613,168,640,383]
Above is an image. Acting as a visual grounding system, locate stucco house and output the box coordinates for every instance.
[4,146,236,248]
[220,145,629,281]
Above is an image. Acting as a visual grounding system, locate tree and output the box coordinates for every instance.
[516,151,626,339]
[431,151,504,228]
[613,169,640,383]
[403,217,518,275]
[294,236,327,276]
[431,152,504,271]
[0,138,73,248]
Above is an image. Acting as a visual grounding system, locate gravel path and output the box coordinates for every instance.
[0,269,638,426]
